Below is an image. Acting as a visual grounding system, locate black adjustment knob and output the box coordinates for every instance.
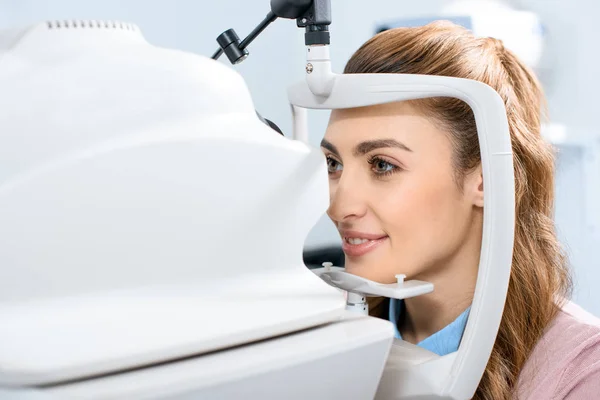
[216,29,248,64]
[305,24,330,45]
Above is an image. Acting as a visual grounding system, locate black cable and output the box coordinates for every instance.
[211,11,278,61]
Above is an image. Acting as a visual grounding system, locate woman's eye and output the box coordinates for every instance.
[373,160,395,173]
[368,156,400,176]
[326,156,342,174]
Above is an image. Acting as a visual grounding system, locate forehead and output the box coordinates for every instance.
[330,101,419,121]
[325,101,446,147]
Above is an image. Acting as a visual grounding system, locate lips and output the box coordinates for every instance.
[340,230,388,258]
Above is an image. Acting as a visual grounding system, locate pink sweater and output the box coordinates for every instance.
[515,301,600,399]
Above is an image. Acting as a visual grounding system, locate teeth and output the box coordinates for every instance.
[346,238,369,245]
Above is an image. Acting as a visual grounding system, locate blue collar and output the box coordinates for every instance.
[389,299,471,356]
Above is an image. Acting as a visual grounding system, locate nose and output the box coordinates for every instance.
[327,173,368,224]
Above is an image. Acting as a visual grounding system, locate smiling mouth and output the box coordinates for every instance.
[345,237,371,245]
[342,235,388,257]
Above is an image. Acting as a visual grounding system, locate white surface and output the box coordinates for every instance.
[0,272,343,387]
[289,71,514,398]
[14,313,394,400]
[377,347,457,399]
[318,269,434,299]
[306,45,335,97]
[0,21,344,385]
[0,1,598,319]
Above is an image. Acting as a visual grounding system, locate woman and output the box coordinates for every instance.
[321,21,600,399]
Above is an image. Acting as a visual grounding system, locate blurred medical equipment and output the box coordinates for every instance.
[374,0,574,150]
[376,0,545,69]
[0,1,514,399]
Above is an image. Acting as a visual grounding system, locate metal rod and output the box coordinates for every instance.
[239,11,277,50]
[211,48,223,60]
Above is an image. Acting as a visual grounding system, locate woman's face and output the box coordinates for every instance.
[322,101,483,283]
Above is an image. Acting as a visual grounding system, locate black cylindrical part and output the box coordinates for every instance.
[305,25,330,45]
[216,29,249,64]
[216,29,240,48]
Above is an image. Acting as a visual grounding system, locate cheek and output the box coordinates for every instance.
[381,178,458,235]
[377,170,470,272]
[379,166,456,220]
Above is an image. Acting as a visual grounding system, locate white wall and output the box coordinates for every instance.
[1,0,597,314]
[512,0,600,315]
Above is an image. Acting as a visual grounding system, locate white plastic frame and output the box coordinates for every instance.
[288,45,515,399]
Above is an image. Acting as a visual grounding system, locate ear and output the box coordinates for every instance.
[465,165,484,208]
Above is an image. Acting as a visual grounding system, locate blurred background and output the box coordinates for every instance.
[1,0,598,315]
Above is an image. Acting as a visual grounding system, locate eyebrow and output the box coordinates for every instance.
[320,138,412,157]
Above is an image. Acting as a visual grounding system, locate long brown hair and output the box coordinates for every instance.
[346,21,572,399]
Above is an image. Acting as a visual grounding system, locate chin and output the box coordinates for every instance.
[344,260,396,284]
